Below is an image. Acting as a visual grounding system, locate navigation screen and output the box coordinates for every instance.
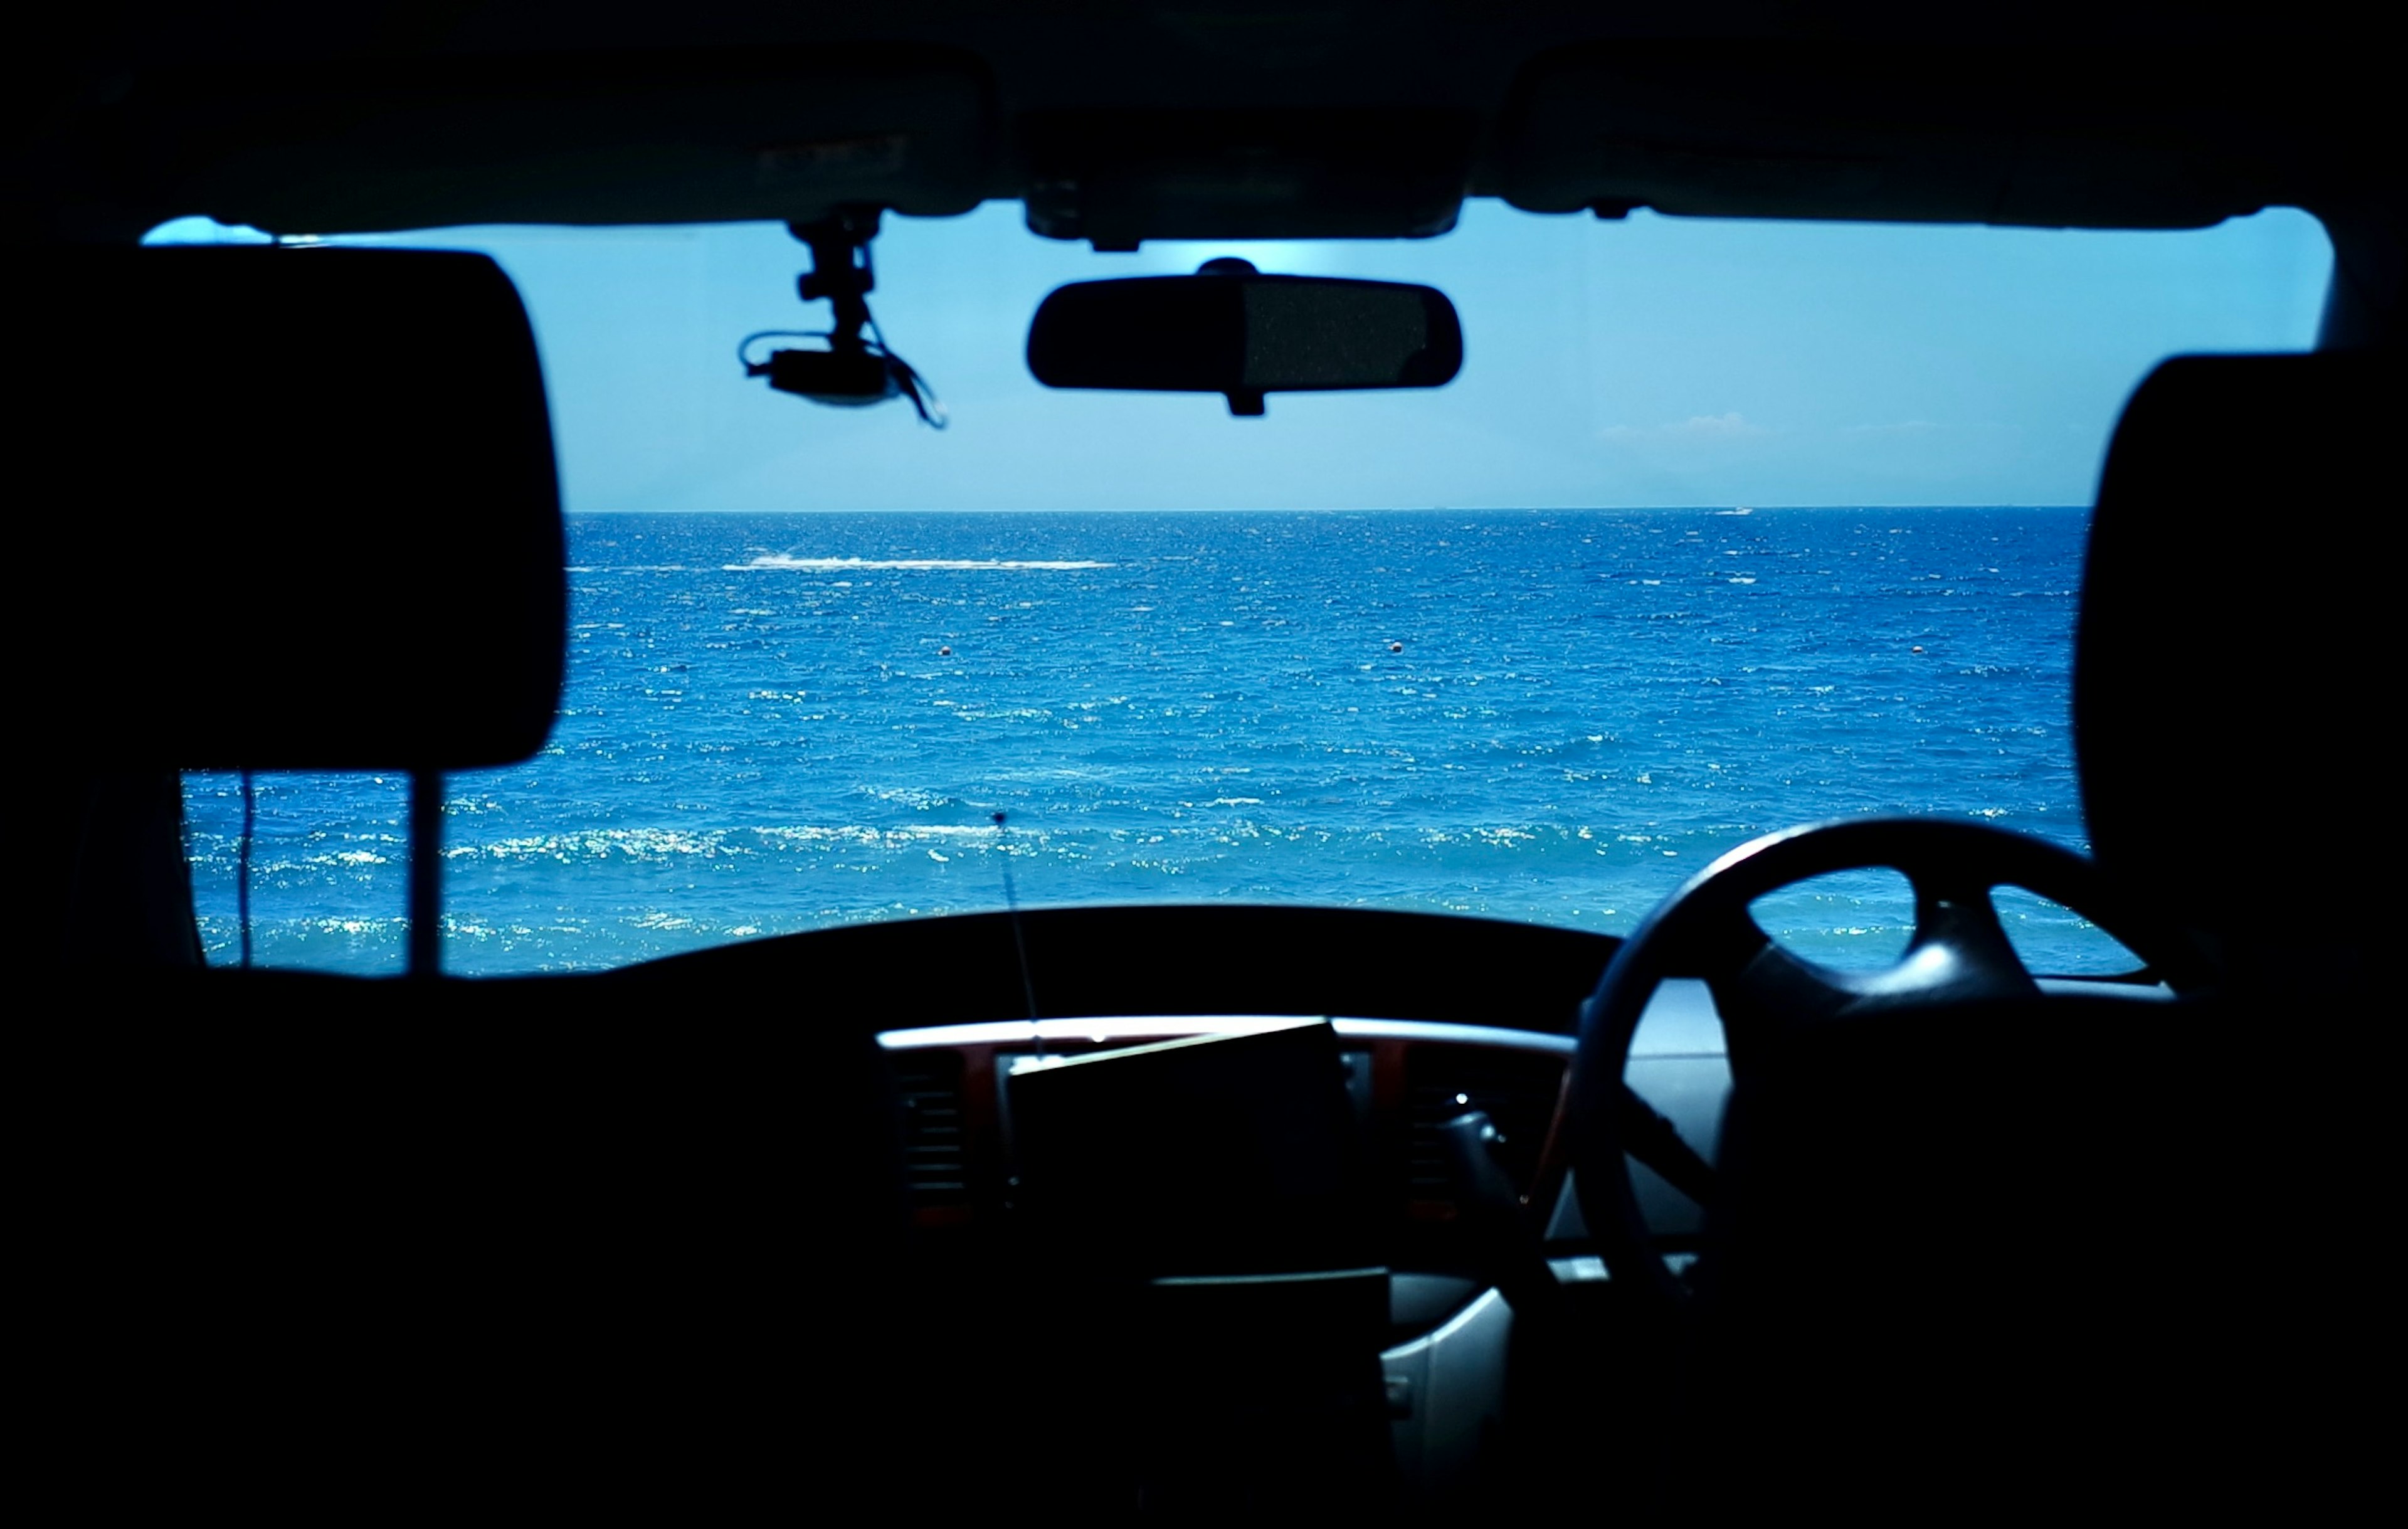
[1006,1018,1375,1276]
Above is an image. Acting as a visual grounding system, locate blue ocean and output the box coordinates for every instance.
[183,507,2125,978]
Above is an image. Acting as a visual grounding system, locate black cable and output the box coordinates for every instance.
[736,329,833,368]
[408,769,443,978]
[238,769,255,968]
[885,351,948,428]
[863,317,947,426]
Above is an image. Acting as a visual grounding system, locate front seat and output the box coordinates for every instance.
[2062,348,2389,1506]
[1692,350,2391,1515]
[2078,351,2387,1000]
[16,246,910,1516]
[26,246,563,975]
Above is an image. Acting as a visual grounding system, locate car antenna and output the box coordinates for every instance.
[737,204,947,426]
[993,810,1043,1040]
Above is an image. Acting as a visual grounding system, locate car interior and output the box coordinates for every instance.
[17,4,2393,1518]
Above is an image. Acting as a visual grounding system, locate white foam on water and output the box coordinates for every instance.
[746,822,1048,850]
[730,554,1114,571]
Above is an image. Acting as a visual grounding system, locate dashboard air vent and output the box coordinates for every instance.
[890,1050,970,1213]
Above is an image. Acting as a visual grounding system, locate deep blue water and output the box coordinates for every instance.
[184,507,2128,977]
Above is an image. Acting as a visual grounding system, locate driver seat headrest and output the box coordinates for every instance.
[21,246,565,771]
[2076,351,2394,991]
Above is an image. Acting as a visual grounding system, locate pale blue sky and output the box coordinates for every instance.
[152,201,2331,510]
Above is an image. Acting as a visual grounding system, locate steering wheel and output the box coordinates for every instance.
[1565,817,2210,1307]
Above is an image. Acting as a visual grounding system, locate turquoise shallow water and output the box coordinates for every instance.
[184,506,2128,978]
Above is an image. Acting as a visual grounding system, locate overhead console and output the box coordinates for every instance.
[1020,110,1474,248]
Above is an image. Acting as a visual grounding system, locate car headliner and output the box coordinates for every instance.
[14,6,2386,257]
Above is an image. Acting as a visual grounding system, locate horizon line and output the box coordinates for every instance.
[563,503,2093,515]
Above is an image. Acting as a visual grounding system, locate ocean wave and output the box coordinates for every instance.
[731,554,1114,572]
[853,785,958,810]
[450,827,741,863]
[387,821,1050,869]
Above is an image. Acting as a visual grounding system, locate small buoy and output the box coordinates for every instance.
[939,645,952,657]
[1911,645,1925,653]
[1389,641,1403,653]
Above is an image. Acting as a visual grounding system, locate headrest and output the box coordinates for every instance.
[23,246,564,770]
[2076,352,2392,987]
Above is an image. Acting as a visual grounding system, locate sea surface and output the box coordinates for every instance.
[184,507,2135,978]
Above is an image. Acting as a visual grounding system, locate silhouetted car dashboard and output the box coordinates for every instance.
[865,982,1731,1496]
[877,985,1733,1299]
[618,902,1726,1311]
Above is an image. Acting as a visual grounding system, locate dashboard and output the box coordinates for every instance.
[875,987,1732,1498]
[603,904,1740,1501]
[879,988,1729,1273]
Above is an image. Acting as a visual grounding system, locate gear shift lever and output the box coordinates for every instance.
[1438,1111,1569,1325]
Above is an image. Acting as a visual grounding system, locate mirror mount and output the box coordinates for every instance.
[737,203,946,427]
[1198,259,1266,416]
[793,206,882,351]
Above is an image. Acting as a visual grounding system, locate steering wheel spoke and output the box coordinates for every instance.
[1711,934,1855,1069]
[1889,881,2038,1003]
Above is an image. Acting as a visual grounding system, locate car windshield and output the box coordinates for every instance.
[155,204,2330,978]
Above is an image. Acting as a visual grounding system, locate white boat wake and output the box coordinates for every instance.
[731,554,1114,571]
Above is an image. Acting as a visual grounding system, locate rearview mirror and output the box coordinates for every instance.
[1025,258,1462,416]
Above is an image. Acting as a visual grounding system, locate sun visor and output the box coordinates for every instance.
[125,50,996,233]
[21,246,564,771]
[1499,44,2313,227]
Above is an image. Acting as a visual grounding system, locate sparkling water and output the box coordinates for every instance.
[184,506,2122,977]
